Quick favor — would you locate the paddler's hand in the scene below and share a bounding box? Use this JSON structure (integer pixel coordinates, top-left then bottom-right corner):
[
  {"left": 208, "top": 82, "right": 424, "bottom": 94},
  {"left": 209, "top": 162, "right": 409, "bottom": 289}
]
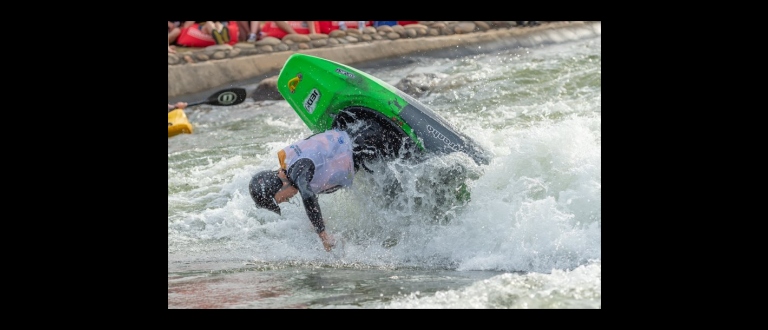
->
[
  {"left": 319, "top": 231, "right": 336, "bottom": 252},
  {"left": 168, "top": 102, "right": 188, "bottom": 111}
]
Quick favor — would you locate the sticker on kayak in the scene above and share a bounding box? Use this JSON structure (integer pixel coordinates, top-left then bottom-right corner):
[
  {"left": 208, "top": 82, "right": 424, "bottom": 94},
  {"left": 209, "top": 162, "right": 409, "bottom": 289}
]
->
[
  {"left": 303, "top": 88, "right": 321, "bottom": 114},
  {"left": 335, "top": 68, "right": 355, "bottom": 79},
  {"left": 217, "top": 91, "right": 239, "bottom": 105},
  {"left": 427, "top": 124, "right": 462, "bottom": 152},
  {"left": 288, "top": 74, "right": 303, "bottom": 94}
]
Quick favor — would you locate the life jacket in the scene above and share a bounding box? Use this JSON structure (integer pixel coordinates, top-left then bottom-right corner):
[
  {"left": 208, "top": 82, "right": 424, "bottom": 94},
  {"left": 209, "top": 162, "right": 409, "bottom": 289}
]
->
[{"left": 278, "top": 130, "right": 355, "bottom": 194}]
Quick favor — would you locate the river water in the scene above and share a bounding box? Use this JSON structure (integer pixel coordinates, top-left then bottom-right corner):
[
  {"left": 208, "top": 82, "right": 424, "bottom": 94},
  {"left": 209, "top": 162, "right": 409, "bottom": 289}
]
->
[{"left": 168, "top": 35, "right": 601, "bottom": 309}]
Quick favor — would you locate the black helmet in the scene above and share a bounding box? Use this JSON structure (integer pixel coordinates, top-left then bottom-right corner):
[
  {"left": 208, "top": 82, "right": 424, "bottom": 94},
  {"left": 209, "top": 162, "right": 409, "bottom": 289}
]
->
[{"left": 249, "top": 170, "right": 283, "bottom": 215}]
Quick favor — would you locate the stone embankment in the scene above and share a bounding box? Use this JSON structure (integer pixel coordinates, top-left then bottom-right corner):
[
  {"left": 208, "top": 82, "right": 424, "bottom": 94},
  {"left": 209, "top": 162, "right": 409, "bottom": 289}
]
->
[{"left": 168, "top": 21, "right": 601, "bottom": 99}]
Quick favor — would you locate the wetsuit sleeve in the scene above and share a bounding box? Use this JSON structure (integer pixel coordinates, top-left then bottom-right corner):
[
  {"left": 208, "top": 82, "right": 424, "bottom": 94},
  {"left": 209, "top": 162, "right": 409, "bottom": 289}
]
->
[{"left": 287, "top": 158, "right": 325, "bottom": 233}]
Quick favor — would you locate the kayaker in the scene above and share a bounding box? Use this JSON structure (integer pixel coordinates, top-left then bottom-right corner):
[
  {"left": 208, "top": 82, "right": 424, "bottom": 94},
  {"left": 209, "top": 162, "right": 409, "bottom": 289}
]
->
[
  {"left": 168, "top": 102, "right": 187, "bottom": 111},
  {"left": 249, "top": 120, "right": 407, "bottom": 252}
]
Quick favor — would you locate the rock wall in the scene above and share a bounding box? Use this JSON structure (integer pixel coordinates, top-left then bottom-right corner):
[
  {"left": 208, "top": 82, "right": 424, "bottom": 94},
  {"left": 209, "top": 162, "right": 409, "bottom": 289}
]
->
[{"left": 168, "top": 21, "right": 601, "bottom": 98}]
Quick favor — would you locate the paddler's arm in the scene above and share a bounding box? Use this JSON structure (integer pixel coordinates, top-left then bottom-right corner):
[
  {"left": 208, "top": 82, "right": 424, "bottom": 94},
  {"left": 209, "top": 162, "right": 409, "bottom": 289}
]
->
[
  {"left": 168, "top": 102, "right": 188, "bottom": 111},
  {"left": 288, "top": 159, "right": 335, "bottom": 251}
]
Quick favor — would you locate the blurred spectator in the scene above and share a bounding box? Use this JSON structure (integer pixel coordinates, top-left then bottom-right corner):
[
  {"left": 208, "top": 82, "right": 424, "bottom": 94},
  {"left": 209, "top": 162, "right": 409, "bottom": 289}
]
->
[
  {"left": 177, "top": 21, "right": 239, "bottom": 47},
  {"left": 371, "top": 21, "right": 418, "bottom": 28},
  {"left": 317, "top": 21, "right": 370, "bottom": 34},
  {"left": 168, "top": 21, "right": 181, "bottom": 53},
  {"left": 275, "top": 21, "right": 316, "bottom": 35},
  {"left": 207, "top": 21, "right": 230, "bottom": 44},
  {"left": 237, "top": 21, "right": 262, "bottom": 42},
  {"left": 261, "top": 21, "right": 317, "bottom": 39},
  {"left": 373, "top": 21, "right": 397, "bottom": 28},
  {"left": 515, "top": 21, "right": 539, "bottom": 27}
]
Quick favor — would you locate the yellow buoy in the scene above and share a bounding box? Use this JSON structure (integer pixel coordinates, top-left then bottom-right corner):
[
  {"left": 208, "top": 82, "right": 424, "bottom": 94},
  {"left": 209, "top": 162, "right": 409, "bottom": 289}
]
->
[{"left": 168, "top": 109, "right": 194, "bottom": 138}]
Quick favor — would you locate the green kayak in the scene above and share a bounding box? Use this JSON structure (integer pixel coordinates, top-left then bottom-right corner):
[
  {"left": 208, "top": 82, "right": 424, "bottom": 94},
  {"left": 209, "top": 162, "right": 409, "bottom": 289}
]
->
[{"left": 276, "top": 53, "right": 491, "bottom": 166}]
